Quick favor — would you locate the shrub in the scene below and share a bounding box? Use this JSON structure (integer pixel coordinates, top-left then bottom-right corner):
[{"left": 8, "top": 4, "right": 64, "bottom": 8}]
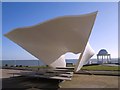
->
[
  {"left": 19, "top": 65, "right": 22, "bottom": 67},
  {"left": 5, "top": 64, "right": 8, "bottom": 67}
]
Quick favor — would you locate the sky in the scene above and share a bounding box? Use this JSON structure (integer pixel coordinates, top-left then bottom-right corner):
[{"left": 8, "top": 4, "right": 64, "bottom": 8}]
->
[
  {"left": 2, "top": 2, "right": 118, "bottom": 60},
  {"left": 0, "top": 2, "right": 1, "bottom": 61},
  {"left": 1, "top": 0, "right": 119, "bottom": 2},
  {"left": 118, "top": 2, "right": 120, "bottom": 57}
]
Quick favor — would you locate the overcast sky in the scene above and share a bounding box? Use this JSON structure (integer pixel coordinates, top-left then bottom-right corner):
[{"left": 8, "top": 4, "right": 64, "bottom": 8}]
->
[{"left": 2, "top": 2, "right": 118, "bottom": 60}]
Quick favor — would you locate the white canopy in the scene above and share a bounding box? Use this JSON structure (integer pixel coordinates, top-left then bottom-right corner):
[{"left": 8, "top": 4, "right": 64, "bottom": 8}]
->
[{"left": 5, "top": 11, "right": 97, "bottom": 72}]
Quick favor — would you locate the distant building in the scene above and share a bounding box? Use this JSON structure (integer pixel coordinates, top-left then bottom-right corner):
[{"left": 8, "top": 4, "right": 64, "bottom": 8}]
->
[{"left": 97, "top": 49, "right": 111, "bottom": 64}]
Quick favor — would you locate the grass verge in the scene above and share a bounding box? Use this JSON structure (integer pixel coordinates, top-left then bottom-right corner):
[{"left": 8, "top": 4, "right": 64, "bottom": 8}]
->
[{"left": 81, "top": 65, "right": 120, "bottom": 71}]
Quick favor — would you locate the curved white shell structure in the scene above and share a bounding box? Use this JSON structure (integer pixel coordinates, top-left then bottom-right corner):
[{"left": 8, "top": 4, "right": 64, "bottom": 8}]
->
[
  {"left": 50, "top": 55, "right": 66, "bottom": 68},
  {"left": 5, "top": 12, "right": 97, "bottom": 72},
  {"left": 74, "top": 43, "right": 95, "bottom": 72}
]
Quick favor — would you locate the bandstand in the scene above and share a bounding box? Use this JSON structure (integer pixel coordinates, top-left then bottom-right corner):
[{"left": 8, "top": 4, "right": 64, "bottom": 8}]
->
[{"left": 97, "top": 49, "right": 111, "bottom": 64}]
